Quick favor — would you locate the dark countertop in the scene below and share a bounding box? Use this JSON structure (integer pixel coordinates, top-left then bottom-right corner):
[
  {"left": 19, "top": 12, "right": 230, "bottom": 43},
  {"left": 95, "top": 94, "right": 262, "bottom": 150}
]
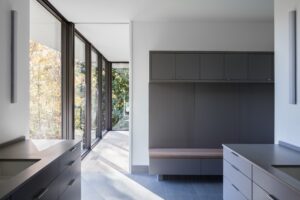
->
[
  {"left": 223, "top": 144, "right": 300, "bottom": 193},
  {"left": 0, "top": 139, "right": 81, "bottom": 200}
]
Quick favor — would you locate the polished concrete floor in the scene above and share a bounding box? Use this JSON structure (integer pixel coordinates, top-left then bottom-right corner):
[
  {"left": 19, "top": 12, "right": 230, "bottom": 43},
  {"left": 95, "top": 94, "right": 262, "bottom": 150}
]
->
[{"left": 81, "top": 131, "right": 223, "bottom": 200}]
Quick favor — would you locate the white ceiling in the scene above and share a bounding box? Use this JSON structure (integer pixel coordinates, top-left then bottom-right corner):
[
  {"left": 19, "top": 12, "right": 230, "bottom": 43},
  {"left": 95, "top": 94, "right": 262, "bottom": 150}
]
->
[
  {"left": 47, "top": 0, "right": 274, "bottom": 61},
  {"left": 76, "top": 24, "right": 129, "bottom": 62}
]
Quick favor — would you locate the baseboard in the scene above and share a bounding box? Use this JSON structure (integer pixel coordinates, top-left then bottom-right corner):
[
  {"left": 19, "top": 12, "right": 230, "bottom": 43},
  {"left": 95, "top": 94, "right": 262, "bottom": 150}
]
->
[{"left": 131, "top": 165, "right": 149, "bottom": 174}]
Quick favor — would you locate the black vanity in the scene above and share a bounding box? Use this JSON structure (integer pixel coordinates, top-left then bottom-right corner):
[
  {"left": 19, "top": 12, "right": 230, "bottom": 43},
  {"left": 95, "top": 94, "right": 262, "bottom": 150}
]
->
[{"left": 0, "top": 139, "right": 81, "bottom": 200}]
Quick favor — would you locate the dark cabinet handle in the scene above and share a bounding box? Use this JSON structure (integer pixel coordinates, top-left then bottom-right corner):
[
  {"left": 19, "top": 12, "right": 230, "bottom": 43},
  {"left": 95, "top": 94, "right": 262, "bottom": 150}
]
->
[
  {"left": 34, "top": 188, "right": 49, "bottom": 200},
  {"left": 267, "top": 194, "right": 277, "bottom": 200},
  {"left": 70, "top": 146, "right": 78, "bottom": 152},
  {"left": 231, "top": 164, "right": 240, "bottom": 172},
  {"left": 231, "top": 184, "right": 239, "bottom": 192},
  {"left": 68, "top": 178, "right": 76, "bottom": 186},
  {"left": 68, "top": 160, "right": 75, "bottom": 166},
  {"left": 231, "top": 152, "right": 239, "bottom": 157}
]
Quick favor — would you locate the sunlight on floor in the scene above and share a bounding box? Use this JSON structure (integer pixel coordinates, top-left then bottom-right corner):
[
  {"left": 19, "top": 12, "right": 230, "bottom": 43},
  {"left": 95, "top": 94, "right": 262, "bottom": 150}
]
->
[{"left": 81, "top": 131, "right": 164, "bottom": 200}]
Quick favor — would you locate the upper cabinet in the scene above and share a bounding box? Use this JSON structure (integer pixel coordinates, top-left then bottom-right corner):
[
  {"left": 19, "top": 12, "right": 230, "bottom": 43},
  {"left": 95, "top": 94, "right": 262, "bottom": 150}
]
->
[
  {"left": 248, "top": 54, "right": 274, "bottom": 81},
  {"left": 200, "top": 54, "right": 225, "bottom": 80},
  {"left": 225, "top": 54, "right": 248, "bottom": 80},
  {"left": 151, "top": 53, "right": 175, "bottom": 80},
  {"left": 150, "top": 51, "right": 274, "bottom": 83},
  {"left": 175, "top": 54, "right": 199, "bottom": 80}
]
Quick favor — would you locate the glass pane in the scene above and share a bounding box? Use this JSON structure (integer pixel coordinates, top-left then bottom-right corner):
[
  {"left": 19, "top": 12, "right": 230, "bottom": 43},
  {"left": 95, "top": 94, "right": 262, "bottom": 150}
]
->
[
  {"left": 101, "top": 59, "right": 107, "bottom": 135},
  {"left": 112, "top": 63, "right": 129, "bottom": 131},
  {"left": 74, "top": 36, "right": 87, "bottom": 149},
  {"left": 29, "top": 0, "right": 62, "bottom": 139},
  {"left": 91, "top": 50, "right": 99, "bottom": 142}
]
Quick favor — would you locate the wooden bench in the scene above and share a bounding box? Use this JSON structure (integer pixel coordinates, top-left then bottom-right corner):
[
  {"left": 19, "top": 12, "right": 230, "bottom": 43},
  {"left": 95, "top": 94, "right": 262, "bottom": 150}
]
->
[{"left": 149, "top": 148, "right": 223, "bottom": 180}]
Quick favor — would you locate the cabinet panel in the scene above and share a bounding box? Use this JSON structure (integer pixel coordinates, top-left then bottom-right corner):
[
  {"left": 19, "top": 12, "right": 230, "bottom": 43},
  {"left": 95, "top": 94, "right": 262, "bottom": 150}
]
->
[
  {"left": 253, "top": 183, "right": 274, "bottom": 200},
  {"left": 175, "top": 54, "right": 199, "bottom": 80},
  {"left": 59, "top": 176, "right": 81, "bottom": 200},
  {"left": 200, "top": 54, "right": 225, "bottom": 80},
  {"left": 225, "top": 54, "right": 248, "bottom": 80},
  {"left": 151, "top": 53, "right": 175, "bottom": 80},
  {"left": 248, "top": 54, "right": 273, "bottom": 81},
  {"left": 193, "top": 84, "right": 239, "bottom": 148},
  {"left": 253, "top": 166, "right": 300, "bottom": 200},
  {"left": 223, "top": 177, "right": 247, "bottom": 200},
  {"left": 223, "top": 160, "right": 252, "bottom": 199},
  {"left": 223, "top": 147, "right": 252, "bottom": 178},
  {"left": 239, "top": 84, "right": 274, "bottom": 144},
  {"left": 149, "top": 84, "right": 194, "bottom": 148},
  {"left": 11, "top": 160, "right": 59, "bottom": 200}
]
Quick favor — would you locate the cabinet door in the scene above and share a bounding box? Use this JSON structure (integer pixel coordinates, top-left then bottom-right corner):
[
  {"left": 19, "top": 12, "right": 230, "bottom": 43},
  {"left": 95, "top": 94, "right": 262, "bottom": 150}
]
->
[
  {"left": 59, "top": 176, "right": 81, "bottom": 200},
  {"left": 225, "top": 54, "right": 248, "bottom": 80},
  {"left": 151, "top": 53, "right": 175, "bottom": 80},
  {"left": 175, "top": 54, "right": 199, "bottom": 80},
  {"left": 200, "top": 54, "right": 225, "bottom": 80},
  {"left": 248, "top": 54, "right": 273, "bottom": 81}
]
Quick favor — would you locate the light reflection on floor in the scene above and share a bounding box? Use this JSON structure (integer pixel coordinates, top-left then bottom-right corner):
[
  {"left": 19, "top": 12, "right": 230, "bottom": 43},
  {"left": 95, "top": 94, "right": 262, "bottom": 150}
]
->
[{"left": 81, "top": 131, "right": 222, "bottom": 200}]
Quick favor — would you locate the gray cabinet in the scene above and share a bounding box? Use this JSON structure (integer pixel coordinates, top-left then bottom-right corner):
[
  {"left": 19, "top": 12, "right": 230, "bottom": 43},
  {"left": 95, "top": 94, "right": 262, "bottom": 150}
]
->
[
  {"left": 225, "top": 54, "right": 248, "bottom": 80},
  {"left": 248, "top": 54, "right": 273, "bottom": 81},
  {"left": 200, "top": 54, "right": 225, "bottom": 80},
  {"left": 175, "top": 54, "right": 199, "bottom": 80},
  {"left": 11, "top": 143, "right": 81, "bottom": 200},
  {"left": 151, "top": 53, "right": 175, "bottom": 80}
]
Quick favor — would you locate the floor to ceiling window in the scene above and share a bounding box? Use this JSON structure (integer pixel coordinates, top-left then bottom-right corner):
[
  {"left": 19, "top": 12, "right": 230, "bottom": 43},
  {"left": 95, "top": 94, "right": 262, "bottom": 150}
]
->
[
  {"left": 112, "top": 63, "right": 129, "bottom": 131},
  {"left": 91, "top": 49, "right": 100, "bottom": 142},
  {"left": 101, "top": 59, "right": 108, "bottom": 135},
  {"left": 29, "top": 0, "right": 62, "bottom": 139},
  {"left": 74, "top": 35, "right": 87, "bottom": 149}
]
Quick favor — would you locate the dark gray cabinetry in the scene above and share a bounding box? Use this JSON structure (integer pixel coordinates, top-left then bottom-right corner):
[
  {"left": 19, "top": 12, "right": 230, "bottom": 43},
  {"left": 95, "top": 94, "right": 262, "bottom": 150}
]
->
[
  {"left": 248, "top": 54, "right": 273, "bottom": 81},
  {"left": 175, "top": 54, "right": 199, "bottom": 80},
  {"left": 225, "top": 54, "right": 248, "bottom": 80},
  {"left": 11, "top": 143, "right": 81, "bottom": 200},
  {"left": 200, "top": 54, "right": 225, "bottom": 80},
  {"left": 151, "top": 53, "right": 175, "bottom": 80},
  {"left": 150, "top": 51, "right": 274, "bottom": 82}
]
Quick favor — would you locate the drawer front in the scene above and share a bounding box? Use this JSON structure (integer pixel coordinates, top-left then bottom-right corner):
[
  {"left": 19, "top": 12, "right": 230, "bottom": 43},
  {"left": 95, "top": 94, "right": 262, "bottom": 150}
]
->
[
  {"left": 253, "top": 166, "right": 300, "bottom": 200},
  {"left": 223, "top": 177, "right": 247, "bottom": 200},
  {"left": 56, "top": 157, "right": 81, "bottom": 195},
  {"left": 59, "top": 143, "right": 81, "bottom": 172},
  {"left": 223, "top": 160, "right": 252, "bottom": 199},
  {"left": 59, "top": 175, "right": 81, "bottom": 200},
  {"left": 223, "top": 147, "right": 252, "bottom": 178},
  {"left": 11, "top": 160, "right": 59, "bottom": 200},
  {"left": 253, "top": 183, "right": 276, "bottom": 200}
]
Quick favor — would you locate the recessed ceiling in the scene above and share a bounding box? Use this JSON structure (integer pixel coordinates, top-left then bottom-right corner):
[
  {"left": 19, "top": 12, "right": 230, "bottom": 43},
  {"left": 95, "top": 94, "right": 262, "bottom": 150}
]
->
[
  {"left": 48, "top": 0, "right": 274, "bottom": 23},
  {"left": 75, "top": 24, "right": 129, "bottom": 62}
]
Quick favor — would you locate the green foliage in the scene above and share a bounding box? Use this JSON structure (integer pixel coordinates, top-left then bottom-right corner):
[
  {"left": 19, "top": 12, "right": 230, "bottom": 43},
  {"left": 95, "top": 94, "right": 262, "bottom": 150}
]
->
[{"left": 112, "top": 67, "right": 129, "bottom": 129}]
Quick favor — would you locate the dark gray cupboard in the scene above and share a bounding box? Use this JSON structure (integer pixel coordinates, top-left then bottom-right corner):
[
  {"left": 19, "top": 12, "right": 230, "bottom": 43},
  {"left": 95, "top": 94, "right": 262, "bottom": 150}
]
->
[{"left": 149, "top": 51, "right": 274, "bottom": 176}]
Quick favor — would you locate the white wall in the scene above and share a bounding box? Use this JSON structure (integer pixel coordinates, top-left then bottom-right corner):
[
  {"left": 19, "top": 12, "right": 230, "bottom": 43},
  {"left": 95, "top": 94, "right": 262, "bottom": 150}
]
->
[
  {"left": 274, "top": 0, "right": 300, "bottom": 146},
  {"left": 0, "top": 0, "right": 29, "bottom": 144},
  {"left": 131, "top": 21, "right": 274, "bottom": 166}
]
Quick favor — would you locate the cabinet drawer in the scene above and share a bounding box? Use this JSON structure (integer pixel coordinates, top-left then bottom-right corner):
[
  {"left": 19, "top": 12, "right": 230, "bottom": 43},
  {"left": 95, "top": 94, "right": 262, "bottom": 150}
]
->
[
  {"left": 223, "top": 147, "right": 252, "bottom": 178},
  {"left": 59, "top": 143, "right": 81, "bottom": 172},
  {"left": 11, "top": 160, "right": 59, "bottom": 200},
  {"left": 56, "top": 157, "right": 81, "bottom": 195},
  {"left": 253, "top": 182, "right": 276, "bottom": 200},
  {"left": 59, "top": 175, "right": 81, "bottom": 200},
  {"left": 223, "top": 177, "right": 247, "bottom": 200},
  {"left": 253, "top": 166, "right": 300, "bottom": 200},
  {"left": 223, "top": 160, "right": 251, "bottom": 199}
]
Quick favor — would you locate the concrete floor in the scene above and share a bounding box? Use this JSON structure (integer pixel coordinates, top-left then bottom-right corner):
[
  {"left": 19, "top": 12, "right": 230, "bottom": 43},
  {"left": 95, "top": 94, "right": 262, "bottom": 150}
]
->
[{"left": 81, "top": 131, "right": 223, "bottom": 200}]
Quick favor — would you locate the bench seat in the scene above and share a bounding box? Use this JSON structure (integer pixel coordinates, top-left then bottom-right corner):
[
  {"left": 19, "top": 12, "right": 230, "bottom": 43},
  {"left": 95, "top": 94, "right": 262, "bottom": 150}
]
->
[
  {"left": 149, "top": 148, "right": 223, "bottom": 178},
  {"left": 149, "top": 148, "right": 223, "bottom": 159}
]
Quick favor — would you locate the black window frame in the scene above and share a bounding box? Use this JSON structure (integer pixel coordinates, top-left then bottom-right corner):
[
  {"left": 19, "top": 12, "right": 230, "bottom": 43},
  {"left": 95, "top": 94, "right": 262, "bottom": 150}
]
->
[{"left": 33, "top": 0, "right": 113, "bottom": 157}]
